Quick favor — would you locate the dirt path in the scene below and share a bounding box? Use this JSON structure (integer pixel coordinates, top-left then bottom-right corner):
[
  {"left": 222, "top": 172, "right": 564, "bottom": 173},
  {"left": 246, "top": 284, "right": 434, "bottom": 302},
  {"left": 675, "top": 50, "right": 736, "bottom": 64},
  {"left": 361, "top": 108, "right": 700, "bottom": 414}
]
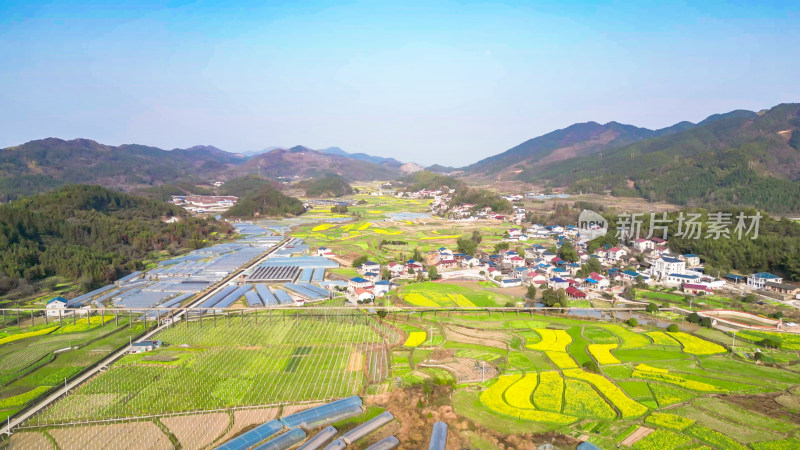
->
[{"left": 620, "top": 426, "right": 654, "bottom": 446}]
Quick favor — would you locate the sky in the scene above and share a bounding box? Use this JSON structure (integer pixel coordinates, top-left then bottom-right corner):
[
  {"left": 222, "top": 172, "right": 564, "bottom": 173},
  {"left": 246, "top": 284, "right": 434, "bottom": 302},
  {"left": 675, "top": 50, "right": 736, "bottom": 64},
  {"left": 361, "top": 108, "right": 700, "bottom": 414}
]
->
[{"left": 1, "top": 1, "right": 799, "bottom": 166}]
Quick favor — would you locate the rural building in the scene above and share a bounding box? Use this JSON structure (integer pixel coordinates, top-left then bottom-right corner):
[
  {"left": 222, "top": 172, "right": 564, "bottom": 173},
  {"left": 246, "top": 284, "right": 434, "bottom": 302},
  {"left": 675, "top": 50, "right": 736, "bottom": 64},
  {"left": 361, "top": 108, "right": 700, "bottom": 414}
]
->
[
  {"left": 46, "top": 297, "right": 70, "bottom": 317},
  {"left": 358, "top": 261, "right": 381, "bottom": 275},
  {"left": 764, "top": 281, "right": 800, "bottom": 299},
  {"left": 748, "top": 272, "right": 783, "bottom": 289},
  {"left": 681, "top": 254, "right": 701, "bottom": 267},
  {"left": 652, "top": 256, "right": 686, "bottom": 279},
  {"left": 130, "top": 340, "right": 162, "bottom": 354},
  {"left": 565, "top": 286, "right": 587, "bottom": 298},
  {"left": 348, "top": 277, "right": 373, "bottom": 291}
]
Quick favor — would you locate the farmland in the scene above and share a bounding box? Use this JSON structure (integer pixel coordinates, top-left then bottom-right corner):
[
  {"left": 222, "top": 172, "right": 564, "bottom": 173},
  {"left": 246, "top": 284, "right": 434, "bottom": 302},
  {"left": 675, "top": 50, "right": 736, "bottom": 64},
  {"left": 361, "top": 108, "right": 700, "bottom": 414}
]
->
[
  {"left": 0, "top": 315, "right": 149, "bottom": 422},
  {"left": 35, "top": 312, "right": 392, "bottom": 423},
  {"left": 389, "top": 309, "right": 800, "bottom": 448},
  {"left": 291, "top": 194, "right": 513, "bottom": 264}
]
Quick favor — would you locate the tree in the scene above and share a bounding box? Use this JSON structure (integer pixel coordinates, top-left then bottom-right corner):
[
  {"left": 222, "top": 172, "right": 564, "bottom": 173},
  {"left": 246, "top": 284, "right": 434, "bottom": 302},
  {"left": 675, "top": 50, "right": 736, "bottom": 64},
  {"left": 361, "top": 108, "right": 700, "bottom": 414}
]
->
[
  {"left": 428, "top": 266, "right": 440, "bottom": 280},
  {"left": 408, "top": 267, "right": 415, "bottom": 275},
  {"left": 526, "top": 285, "right": 537, "bottom": 300},
  {"left": 699, "top": 317, "right": 713, "bottom": 328},
  {"left": 412, "top": 248, "right": 423, "bottom": 262},
  {"left": 471, "top": 230, "right": 482, "bottom": 244},
  {"left": 557, "top": 241, "right": 579, "bottom": 262},
  {"left": 627, "top": 318, "right": 639, "bottom": 327},
  {"left": 646, "top": 303, "right": 659, "bottom": 314},
  {"left": 456, "top": 238, "right": 478, "bottom": 256},
  {"left": 578, "top": 258, "right": 603, "bottom": 277},
  {"left": 376, "top": 310, "right": 388, "bottom": 321},
  {"left": 382, "top": 269, "right": 391, "bottom": 280},
  {"left": 758, "top": 336, "right": 781, "bottom": 348},
  {"left": 352, "top": 255, "right": 368, "bottom": 268},
  {"left": 687, "top": 312, "right": 701, "bottom": 324},
  {"left": 493, "top": 242, "right": 509, "bottom": 253},
  {"left": 667, "top": 324, "right": 679, "bottom": 332}
]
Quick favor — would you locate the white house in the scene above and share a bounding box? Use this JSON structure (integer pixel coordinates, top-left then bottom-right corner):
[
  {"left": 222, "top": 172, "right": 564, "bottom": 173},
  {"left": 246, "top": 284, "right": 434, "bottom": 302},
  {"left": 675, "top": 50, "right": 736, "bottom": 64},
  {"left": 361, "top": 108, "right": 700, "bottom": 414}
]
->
[
  {"left": 681, "top": 254, "right": 701, "bottom": 267},
  {"left": 46, "top": 297, "right": 69, "bottom": 318},
  {"left": 358, "top": 261, "right": 380, "bottom": 275},
  {"left": 348, "top": 277, "right": 373, "bottom": 292},
  {"left": 652, "top": 256, "right": 686, "bottom": 279},
  {"left": 606, "top": 247, "right": 627, "bottom": 261},
  {"left": 353, "top": 288, "right": 375, "bottom": 303},
  {"left": 748, "top": 272, "right": 783, "bottom": 289},
  {"left": 373, "top": 280, "right": 393, "bottom": 296},
  {"left": 317, "top": 247, "right": 335, "bottom": 258},
  {"left": 387, "top": 262, "right": 406, "bottom": 277},
  {"left": 665, "top": 273, "right": 701, "bottom": 286}
]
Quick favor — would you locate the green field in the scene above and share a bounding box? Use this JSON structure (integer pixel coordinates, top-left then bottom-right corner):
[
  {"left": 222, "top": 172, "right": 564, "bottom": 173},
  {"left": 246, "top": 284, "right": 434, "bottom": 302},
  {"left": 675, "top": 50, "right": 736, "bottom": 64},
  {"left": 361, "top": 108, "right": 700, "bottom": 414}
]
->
[
  {"left": 385, "top": 309, "right": 800, "bottom": 449},
  {"left": 37, "top": 313, "right": 388, "bottom": 423},
  {"left": 0, "top": 315, "right": 149, "bottom": 421}
]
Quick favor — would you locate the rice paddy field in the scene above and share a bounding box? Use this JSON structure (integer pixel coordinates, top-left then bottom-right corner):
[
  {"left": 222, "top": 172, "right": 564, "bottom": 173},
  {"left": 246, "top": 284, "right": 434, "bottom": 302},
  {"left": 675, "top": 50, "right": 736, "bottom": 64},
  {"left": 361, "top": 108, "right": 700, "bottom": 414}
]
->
[{"left": 390, "top": 310, "right": 800, "bottom": 449}]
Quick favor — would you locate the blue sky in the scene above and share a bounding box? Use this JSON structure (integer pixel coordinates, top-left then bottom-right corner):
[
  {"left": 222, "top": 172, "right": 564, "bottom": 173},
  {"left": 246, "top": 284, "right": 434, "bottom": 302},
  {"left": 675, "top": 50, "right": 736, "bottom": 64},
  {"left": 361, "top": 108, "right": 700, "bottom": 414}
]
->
[{"left": 1, "top": 1, "right": 798, "bottom": 166}]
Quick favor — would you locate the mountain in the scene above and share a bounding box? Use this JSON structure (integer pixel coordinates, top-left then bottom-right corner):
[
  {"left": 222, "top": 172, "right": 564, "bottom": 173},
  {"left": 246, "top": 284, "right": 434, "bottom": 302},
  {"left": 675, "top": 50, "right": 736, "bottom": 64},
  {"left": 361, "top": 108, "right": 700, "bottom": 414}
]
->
[
  {"left": 319, "top": 146, "right": 404, "bottom": 167},
  {"left": 0, "top": 138, "right": 245, "bottom": 201},
  {"left": 170, "top": 145, "right": 246, "bottom": 165},
  {"left": 465, "top": 110, "right": 764, "bottom": 177},
  {"left": 464, "top": 121, "right": 657, "bottom": 175},
  {"left": 230, "top": 147, "right": 403, "bottom": 181},
  {"left": 529, "top": 103, "right": 800, "bottom": 213}
]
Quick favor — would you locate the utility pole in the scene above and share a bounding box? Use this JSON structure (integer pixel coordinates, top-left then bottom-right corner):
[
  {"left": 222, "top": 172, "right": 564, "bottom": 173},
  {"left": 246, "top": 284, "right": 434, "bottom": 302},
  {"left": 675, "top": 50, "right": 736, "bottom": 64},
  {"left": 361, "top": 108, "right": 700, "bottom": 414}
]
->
[{"left": 731, "top": 331, "right": 737, "bottom": 350}]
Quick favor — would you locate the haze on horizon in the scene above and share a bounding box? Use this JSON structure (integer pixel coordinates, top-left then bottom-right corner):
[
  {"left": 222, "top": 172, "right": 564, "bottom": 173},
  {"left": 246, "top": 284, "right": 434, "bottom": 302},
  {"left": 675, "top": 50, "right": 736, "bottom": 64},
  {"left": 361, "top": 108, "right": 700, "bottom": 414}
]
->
[{"left": 1, "top": 0, "right": 798, "bottom": 166}]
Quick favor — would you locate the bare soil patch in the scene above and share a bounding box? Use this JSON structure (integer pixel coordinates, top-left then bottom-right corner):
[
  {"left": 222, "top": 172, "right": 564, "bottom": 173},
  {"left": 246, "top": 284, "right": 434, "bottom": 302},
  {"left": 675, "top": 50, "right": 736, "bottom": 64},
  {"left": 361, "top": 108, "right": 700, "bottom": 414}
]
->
[
  {"left": 346, "top": 351, "right": 363, "bottom": 372},
  {"left": 8, "top": 431, "right": 54, "bottom": 449},
  {"left": 49, "top": 421, "right": 171, "bottom": 449},
  {"left": 723, "top": 392, "right": 800, "bottom": 422},
  {"left": 162, "top": 412, "right": 229, "bottom": 449},
  {"left": 620, "top": 426, "right": 654, "bottom": 446},
  {"left": 365, "top": 386, "right": 578, "bottom": 449}
]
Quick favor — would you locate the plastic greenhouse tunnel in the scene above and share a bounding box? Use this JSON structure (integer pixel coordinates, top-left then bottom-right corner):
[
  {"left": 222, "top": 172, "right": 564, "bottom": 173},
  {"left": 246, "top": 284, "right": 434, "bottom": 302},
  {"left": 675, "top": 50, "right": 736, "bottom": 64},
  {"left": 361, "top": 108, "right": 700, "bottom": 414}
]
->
[
  {"left": 281, "top": 395, "right": 363, "bottom": 429},
  {"left": 253, "top": 428, "right": 307, "bottom": 450},
  {"left": 297, "top": 426, "right": 338, "bottom": 450},
  {"left": 214, "top": 419, "right": 284, "bottom": 450}
]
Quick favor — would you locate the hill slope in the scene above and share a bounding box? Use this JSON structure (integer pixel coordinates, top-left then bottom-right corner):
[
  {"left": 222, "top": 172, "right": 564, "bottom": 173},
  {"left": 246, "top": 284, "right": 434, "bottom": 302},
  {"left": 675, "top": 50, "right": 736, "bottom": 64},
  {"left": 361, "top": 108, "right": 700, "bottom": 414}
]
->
[
  {"left": 530, "top": 103, "right": 800, "bottom": 212},
  {"left": 0, "top": 185, "right": 232, "bottom": 296},
  {"left": 231, "top": 146, "right": 402, "bottom": 181},
  {"left": 222, "top": 176, "right": 306, "bottom": 217},
  {"left": 0, "top": 138, "right": 245, "bottom": 201},
  {"left": 464, "top": 110, "right": 761, "bottom": 177}
]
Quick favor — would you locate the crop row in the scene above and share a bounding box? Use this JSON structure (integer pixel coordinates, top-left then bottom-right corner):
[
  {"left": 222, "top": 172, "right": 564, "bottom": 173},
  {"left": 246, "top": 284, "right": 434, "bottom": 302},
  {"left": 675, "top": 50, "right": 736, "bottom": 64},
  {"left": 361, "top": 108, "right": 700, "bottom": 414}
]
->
[
  {"left": 479, "top": 374, "right": 576, "bottom": 424},
  {"left": 563, "top": 369, "right": 648, "bottom": 418}
]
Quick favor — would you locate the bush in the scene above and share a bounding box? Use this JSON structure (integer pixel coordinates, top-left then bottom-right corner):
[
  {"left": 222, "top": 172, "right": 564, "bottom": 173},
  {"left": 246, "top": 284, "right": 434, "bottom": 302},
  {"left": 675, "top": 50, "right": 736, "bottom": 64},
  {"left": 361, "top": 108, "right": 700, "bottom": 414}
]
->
[
  {"left": 627, "top": 318, "right": 638, "bottom": 327},
  {"left": 758, "top": 337, "right": 781, "bottom": 349},
  {"left": 667, "top": 324, "right": 679, "bottom": 332},
  {"left": 699, "top": 317, "right": 713, "bottom": 328},
  {"left": 687, "top": 312, "right": 701, "bottom": 324},
  {"left": 646, "top": 303, "right": 659, "bottom": 313},
  {"left": 582, "top": 360, "right": 600, "bottom": 373}
]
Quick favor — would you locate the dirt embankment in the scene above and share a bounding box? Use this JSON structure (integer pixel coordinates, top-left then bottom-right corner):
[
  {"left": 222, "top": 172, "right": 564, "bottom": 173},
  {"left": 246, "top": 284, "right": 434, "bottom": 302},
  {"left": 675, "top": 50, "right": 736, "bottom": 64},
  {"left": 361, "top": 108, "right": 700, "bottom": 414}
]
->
[{"left": 365, "top": 386, "right": 578, "bottom": 449}]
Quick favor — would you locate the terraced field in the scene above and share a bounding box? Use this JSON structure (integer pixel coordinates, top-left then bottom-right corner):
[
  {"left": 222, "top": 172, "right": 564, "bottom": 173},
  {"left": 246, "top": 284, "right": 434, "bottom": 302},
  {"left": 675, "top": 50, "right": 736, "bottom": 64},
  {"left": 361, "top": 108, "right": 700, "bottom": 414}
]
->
[{"left": 394, "top": 310, "right": 800, "bottom": 448}]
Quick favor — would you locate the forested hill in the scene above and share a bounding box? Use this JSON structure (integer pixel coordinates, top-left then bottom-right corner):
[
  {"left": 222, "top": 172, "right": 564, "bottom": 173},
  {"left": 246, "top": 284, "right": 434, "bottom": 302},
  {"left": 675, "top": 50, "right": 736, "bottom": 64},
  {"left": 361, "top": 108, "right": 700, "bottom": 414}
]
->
[
  {"left": 297, "top": 174, "right": 354, "bottom": 197},
  {"left": 0, "top": 138, "right": 246, "bottom": 201},
  {"left": 222, "top": 177, "right": 306, "bottom": 217},
  {"left": 0, "top": 185, "right": 233, "bottom": 297},
  {"left": 529, "top": 103, "right": 800, "bottom": 213}
]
